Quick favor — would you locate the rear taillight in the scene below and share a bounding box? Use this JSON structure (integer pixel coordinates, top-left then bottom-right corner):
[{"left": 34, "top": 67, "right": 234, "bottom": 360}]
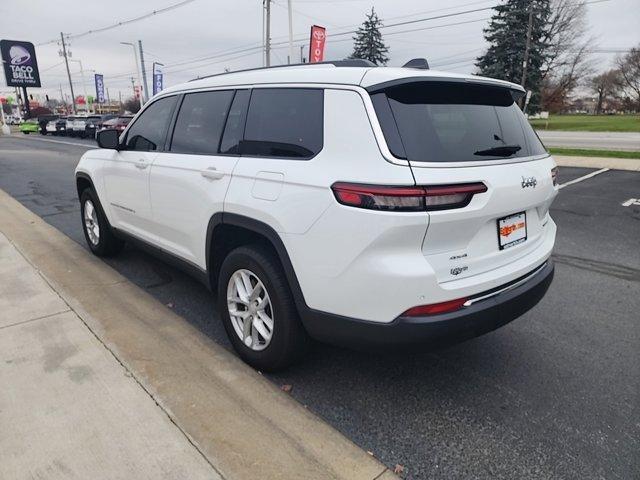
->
[
  {"left": 401, "top": 297, "right": 468, "bottom": 316},
  {"left": 331, "top": 182, "right": 487, "bottom": 212},
  {"left": 551, "top": 167, "right": 559, "bottom": 186}
]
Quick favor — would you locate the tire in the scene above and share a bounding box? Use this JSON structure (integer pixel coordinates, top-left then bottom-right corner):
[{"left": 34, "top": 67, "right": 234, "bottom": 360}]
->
[
  {"left": 218, "top": 245, "right": 308, "bottom": 371},
  {"left": 79, "top": 188, "right": 124, "bottom": 257}
]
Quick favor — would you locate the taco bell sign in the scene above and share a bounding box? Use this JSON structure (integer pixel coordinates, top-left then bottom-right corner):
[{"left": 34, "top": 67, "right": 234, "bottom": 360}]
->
[{"left": 1, "top": 40, "right": 41, "bottom": 88}]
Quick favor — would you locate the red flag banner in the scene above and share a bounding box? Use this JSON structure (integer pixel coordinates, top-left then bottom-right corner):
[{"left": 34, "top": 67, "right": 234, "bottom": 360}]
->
[{"left": 308, "top": 25, "right": 326, "bottom": 63}]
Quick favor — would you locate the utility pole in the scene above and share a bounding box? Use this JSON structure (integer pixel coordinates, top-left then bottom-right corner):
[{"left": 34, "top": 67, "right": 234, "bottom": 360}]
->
[
  {"left": 287, "top": 0, "right": 294, "bottom": 64},
  {"left": 138, "top": 40, "right": 149, "bottom": 102},
  {"left": 60, "top": 32, "right": 77, "bottom": 114},
  {"left": 265, "top": 0, "right": 271, "bottom": 67},
  {"left": 520, "top": 6, "right": 534, "bottom": 89}
]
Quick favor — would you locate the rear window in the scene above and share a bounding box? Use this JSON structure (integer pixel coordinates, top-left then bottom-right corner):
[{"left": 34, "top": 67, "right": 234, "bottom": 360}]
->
[{"left": 372, "top": 82, "right": 546, "bottom": 162}]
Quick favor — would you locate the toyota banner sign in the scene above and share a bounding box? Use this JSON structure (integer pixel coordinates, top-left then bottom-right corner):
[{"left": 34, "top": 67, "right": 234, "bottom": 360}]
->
[
  {"left": 1, "top": 39, "right": 41, "bottom": 88},
  {"left": 308, "top": 25, "right": 326, "bottom": 63},
  {"left": 94, "top": 74, "right": 105, "bottom": 104}
]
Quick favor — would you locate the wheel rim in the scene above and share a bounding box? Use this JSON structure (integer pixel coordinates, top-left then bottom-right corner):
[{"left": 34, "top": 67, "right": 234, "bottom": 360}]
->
[
  {"left": 83, "top": 199, "right": 100, "bottom": 246},
  {"left": 227, "top": 269, "right": 274, "bottom": 351}
]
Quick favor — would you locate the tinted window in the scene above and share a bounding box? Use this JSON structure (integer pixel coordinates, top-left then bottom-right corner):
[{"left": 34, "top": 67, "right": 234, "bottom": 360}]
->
[
  {"left": 242, "top": 88, "right": 323, "bottom": 159},
  {"left": 125, "top": 96, "right": 177, "bottom": 151},
  {"left": 374, "top": 82, "right": 547, "bottom": 162},
  {"left": 170, "top": 90, "right": 234, "bottom": 155},
  {"left": 220, "top": 90, "right": 250, "bottom": 155}
]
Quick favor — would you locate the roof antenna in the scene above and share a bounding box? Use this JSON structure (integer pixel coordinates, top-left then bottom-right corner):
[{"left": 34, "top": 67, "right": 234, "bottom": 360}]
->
[{"left": 402, "top": 58, "right": 429, "bottom": 69}]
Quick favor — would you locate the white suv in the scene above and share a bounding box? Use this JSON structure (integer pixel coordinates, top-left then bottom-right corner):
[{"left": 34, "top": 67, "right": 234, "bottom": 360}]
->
[{"left": 75, "top": 60, "right": 557, "bottom": 371}]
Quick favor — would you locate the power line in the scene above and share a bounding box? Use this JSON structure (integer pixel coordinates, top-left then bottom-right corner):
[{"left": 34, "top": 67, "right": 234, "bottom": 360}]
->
[
  {"left": 37, "top": 0, "right": 197, "bottom": 46},
  {"left": 52, "top": 0, "right": 615, "bottom": 86}
]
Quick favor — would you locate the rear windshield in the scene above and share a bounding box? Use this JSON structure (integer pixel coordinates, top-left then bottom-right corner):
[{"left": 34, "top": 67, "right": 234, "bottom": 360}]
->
[{"left": 371, "top": 82, "right": 546, "bottom": 162}]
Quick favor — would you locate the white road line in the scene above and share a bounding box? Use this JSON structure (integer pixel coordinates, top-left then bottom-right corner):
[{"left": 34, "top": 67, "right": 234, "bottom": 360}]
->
[
  {"left": 13, "top": 136, "right": 94, "bottom": 148},
  {"left": 559, "top": 168, "right": 610, "bottom": 189}
]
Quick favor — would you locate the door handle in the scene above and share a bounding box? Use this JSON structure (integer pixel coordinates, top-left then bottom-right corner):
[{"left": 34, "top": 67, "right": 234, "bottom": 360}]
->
[
  {"left": 134, "top": 159, "right": 148, "bottom": 170},
  {"left": 201, "top": 166, "right": 225, "bottom": 180}
]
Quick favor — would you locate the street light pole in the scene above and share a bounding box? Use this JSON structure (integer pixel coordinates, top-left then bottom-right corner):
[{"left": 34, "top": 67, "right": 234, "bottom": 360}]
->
[
  {"left": 70, "top": 59, "right": 88, "bottom": 113},
  {"left": 121, "top": 42, "right": 144, "bottom": 109}
]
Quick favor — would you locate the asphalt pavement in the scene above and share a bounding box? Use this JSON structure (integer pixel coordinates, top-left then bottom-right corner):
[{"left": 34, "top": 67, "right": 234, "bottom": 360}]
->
[
  {"left": 536, "top": 130, "right": 640, "bottom": 151},
  {"left": 1, "top": 134, "right": 638, "bottom": 480}
]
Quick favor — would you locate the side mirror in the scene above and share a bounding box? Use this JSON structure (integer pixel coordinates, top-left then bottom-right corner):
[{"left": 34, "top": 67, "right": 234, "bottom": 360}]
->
[{"left": 97, "top": 129, "right": 120, "bottom": 149}]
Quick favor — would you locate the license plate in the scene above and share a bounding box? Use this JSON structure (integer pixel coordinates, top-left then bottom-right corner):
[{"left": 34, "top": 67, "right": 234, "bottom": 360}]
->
[{"left": 497, "top": 212, "right": 527, "bottom": 250}]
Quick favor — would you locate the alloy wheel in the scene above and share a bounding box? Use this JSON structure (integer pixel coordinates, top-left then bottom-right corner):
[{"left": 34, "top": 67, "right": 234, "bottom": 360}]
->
[{"left": 83, "top": 199, "right": 100, "bottom": 246}]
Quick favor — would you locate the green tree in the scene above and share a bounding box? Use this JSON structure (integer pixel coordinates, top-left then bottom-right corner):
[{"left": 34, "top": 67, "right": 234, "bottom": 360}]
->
[
  {"left": 476, "top": 0, "right": 551, "bottom": 112},
  {"left": 350, "top": 8, "right": 389, "bottom": 65}
]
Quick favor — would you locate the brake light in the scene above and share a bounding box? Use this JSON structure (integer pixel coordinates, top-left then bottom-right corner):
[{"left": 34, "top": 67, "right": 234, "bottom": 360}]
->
[
  {"left": 331, "top": 182, "right": 487, "bottom": 212},
  {"left": 401, "top": 297, "right": 468, "bottom": 316},
  {"left": 551, "top": 167, "right": 559, "bottom": 186}
]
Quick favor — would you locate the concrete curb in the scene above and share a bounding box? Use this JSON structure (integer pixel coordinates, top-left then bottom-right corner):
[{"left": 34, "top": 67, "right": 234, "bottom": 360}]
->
[
  {"left": 553, "top": 155, "right": 640, "bottom": 172},
  {"left": 0, "top": 188, "right": 396, "bottom": 480}
]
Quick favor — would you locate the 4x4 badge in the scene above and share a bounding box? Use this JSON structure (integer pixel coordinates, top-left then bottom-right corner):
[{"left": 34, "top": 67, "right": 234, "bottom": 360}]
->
[{"left": 521, "top": 176, "right": 537, "bottom": 189}]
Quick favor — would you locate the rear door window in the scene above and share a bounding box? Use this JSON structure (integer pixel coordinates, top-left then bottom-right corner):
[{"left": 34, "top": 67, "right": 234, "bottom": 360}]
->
[
  {"left": 170, "top": 90, "right": 234, "bottom": 155},
  {"left": 372, "top": 82, "right": 547, "bottom": 162},
  {"left": 241, "top": 88, "right": 323, "bottom": 159}
]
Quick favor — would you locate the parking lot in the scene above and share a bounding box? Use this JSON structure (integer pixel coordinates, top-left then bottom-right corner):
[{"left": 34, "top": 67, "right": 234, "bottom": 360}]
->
[{"left": 0, "top": 135, "right": 638, "bottom": 480}]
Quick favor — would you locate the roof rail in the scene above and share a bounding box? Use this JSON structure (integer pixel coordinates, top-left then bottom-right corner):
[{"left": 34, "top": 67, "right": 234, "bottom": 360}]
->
[{"left": 189, "top": 58, "right": 375, "bottom": 82}]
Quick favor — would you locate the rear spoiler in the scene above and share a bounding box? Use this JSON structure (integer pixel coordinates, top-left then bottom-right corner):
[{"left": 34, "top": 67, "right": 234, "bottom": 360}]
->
[{"left": 366, "top": 76, "right": 526, "bottom": 100}]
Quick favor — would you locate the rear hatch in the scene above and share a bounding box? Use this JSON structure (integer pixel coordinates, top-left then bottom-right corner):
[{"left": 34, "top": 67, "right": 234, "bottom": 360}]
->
[{"left": 370, "top": 79, "right": 556, "bottom": 283}]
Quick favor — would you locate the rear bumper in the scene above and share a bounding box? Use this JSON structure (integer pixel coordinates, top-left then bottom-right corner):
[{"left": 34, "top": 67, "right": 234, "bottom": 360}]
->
[{"left": 301, "top": 259, "right": 554, "bottom": 349}]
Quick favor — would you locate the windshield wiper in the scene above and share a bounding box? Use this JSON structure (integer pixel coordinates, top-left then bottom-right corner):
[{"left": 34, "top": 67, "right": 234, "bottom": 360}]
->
[{"left": 474, "top": 145, "right": 522, "bottom": 156}]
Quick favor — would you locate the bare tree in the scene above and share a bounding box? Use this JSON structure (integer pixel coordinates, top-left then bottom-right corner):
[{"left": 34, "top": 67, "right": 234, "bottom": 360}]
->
[
  {"left": 540, "top": 0, "right": 595, "bottom": 112},
  {"left": 588, "top": 70, "right": 623, "bottom": 114},
  {"left": 122, "top": 97, "right": 141, "bottom": 114},
  {"left": 616, "top": 46, "right": 640, "bottom": 109}
]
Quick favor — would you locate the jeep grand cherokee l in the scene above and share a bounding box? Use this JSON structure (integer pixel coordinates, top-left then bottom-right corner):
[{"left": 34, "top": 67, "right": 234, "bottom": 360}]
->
[{"left": 74, "top": 60, "right": 557, "bottom": 371}]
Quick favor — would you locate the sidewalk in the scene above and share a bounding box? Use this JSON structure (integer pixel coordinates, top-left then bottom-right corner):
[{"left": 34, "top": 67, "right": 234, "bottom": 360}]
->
[
  {"left": 0, "top": 232, "right": 220, "bottom": 480},
  {"left": 553, "top": 155, "right": 640, "bottom": 171},
  {"left": 0, "top": 188, "right": 395, "bottom": 480}
]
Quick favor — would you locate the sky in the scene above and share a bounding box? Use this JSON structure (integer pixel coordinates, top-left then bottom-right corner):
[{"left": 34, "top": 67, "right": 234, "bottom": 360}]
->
[{"left": 1, "top": 0, "right": 638, "bottom": 103}]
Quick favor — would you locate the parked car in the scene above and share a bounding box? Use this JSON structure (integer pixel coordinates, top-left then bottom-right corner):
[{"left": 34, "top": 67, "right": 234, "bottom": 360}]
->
[
  {"left": 64, "top": 116, "right": 77, "bottom": 135},
  {"left": 84, "top": 114, "right": 116, "bottom": 139},
  {"left": 71, "top": 116, "right": 89, "bottom": 137},
  {"left": 45, "top": 117, "right": 67, "bottom": 135},
  {"left": 75, "top": 60, "right": 558, "bottom": 371},
  {"left": 38, "top": 114, "right": 60, "bottom": 134},
  {"left": 6, "top": 115, "right": 23, "bottom": 125},
  {"left": 95, "top": 115, "right": 133, "bottom": 139},
  {"left": 19, "top": 119, "right": 40, "bottom": 134}
]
